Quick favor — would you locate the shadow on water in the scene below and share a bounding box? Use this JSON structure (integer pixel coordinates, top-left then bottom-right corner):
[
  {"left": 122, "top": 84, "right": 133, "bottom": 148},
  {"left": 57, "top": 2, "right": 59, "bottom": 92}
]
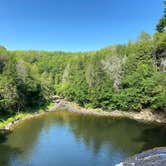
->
[
  {"left": 134, "top": 124, "right": 166, "bottom": 152},
  {"left": 0, "top": 145, "right": 22, "bottom": 166},
  {"left": 0, "top": 130, "right": 11, "bottom": 144},
  {"left": 0, "top": 131, "right": 22, "bottom": 166}
]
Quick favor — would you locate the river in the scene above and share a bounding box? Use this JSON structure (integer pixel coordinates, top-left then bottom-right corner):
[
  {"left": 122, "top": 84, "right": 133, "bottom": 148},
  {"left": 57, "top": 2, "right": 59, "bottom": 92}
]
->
[{"left": 0, "top": 109, "right": 166, "bottom": 166}]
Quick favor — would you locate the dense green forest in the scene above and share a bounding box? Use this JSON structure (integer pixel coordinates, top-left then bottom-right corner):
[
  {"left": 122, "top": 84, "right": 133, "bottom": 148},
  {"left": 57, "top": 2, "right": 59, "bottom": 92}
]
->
[{"left": 0, "top": 4, "right": 166, "bottom": 118}]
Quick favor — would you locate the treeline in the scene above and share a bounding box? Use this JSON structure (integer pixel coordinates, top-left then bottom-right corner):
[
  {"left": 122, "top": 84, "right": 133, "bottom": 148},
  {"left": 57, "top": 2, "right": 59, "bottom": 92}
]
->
[
  {"left": 0, "top": 4, "right": 166, "bottom": 117},
  {"left": 0, "top": 47, "right": 52, "bottom": 116},
  {"left": 0, "top": 31, "right": 165, "bottom": 116}
]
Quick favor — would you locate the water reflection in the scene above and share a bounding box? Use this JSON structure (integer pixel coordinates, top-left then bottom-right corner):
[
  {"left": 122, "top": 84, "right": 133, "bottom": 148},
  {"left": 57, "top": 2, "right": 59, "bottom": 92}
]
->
[
  {"left": 0, "top": 110, "right": 166, "bottom": 166},
  {"left": 0, "top": 131, "right": 22, "bottom": 166},
  {"left": 135, "top": 125, "right": 166, "bottom": 151}
]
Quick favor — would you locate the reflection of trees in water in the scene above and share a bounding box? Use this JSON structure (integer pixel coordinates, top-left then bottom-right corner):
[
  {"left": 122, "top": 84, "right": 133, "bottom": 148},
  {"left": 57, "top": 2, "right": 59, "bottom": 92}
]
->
[
  {"left": 0, "top": 118, "right": 46, "bottom": 165},
  {"left": 134, "top": 124, "right": 166, "bottom": 152},
  {"left": 0, "top": 110, "right": 166, "bottom": 165},
  {"left": 67, "top": 115, "right": 145, "bottom": 156},
  {"left": 52, "top": 110, "right": 166, "bottom": 157},
  {"left": 0, "top": 131, "right": 21, "bottom": 166},
  {"left": 50, "top": 111, "right": 143, "bottom": 156},
  {"left": 7, "top": 118, "right": 45, "bottom": 150},
  {"left": 0, "top": 130, "right": 11, "bottom": 144},
  {"left": 0, "top": 111, "right": 72, "bottom": 165},
  {"left": 0, "top": 144, "right": 22, "bottom": 166}
]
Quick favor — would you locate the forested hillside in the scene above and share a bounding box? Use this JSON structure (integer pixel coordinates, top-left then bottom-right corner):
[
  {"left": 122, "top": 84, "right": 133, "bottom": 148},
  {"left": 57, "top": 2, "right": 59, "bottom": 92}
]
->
[
  {"left": 0, "top": 31, "right": 165, "bottom": 117},
  {"left": 0, "top": 5, "right": 166, "bottom": 118}
]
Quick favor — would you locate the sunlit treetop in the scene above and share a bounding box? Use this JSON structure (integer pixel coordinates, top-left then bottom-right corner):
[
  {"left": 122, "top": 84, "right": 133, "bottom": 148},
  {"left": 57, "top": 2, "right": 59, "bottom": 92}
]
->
[{"left": 156, "top": 1, "right": 166, "bottom": 32}]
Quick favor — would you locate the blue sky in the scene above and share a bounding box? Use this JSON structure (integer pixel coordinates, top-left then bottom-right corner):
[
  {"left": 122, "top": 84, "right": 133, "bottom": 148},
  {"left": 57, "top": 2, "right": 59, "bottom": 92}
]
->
[{"left": 0, "top": 0, "right": 164, "bottom": 51}]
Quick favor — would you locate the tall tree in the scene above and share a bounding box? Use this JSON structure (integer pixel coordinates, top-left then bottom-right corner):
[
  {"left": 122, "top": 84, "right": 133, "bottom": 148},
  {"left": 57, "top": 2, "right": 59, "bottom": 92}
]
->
[{"left": 156, "top": 1, "right": 166, "bottom": 32}]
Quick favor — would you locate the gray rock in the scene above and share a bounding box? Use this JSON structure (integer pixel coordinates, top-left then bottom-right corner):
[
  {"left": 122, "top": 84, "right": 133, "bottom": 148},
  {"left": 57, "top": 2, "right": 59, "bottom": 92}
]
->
[{"left": 116, "top": 147, "right": 166, "bottom": 166}]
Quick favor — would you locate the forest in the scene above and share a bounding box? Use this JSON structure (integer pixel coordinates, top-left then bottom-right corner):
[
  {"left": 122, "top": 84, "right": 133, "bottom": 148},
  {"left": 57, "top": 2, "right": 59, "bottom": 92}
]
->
[{"left": 0, "top": 4, "right": 166, "bottom": 118}]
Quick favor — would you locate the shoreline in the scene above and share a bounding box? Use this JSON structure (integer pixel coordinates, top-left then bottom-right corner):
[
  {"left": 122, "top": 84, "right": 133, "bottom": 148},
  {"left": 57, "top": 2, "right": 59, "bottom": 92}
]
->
[
  {"left": 54, "top": 99, "right": 166, "bottom": 124},
  {"left": 116, "top": 147, "right": 166, "bottom": 166},
  {"left": 0, "top": 99, "right": 166, "bottom": 131}
]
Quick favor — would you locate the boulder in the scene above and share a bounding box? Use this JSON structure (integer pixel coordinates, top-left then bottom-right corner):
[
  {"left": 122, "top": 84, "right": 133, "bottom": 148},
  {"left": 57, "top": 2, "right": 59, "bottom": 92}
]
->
[{"left": 116, "top": 147, "right": 166, "bottom": 166}]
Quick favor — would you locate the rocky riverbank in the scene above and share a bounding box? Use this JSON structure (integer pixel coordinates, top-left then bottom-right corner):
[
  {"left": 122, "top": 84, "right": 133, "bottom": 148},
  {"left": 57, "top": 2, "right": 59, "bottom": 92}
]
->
[
  {"left": 116, "top": 147, "right": 166, "bottom": 166},
  {"left": 0, "top": 98, "right": 166, "bottom": 131},
  {"left": 53, "top": 99, "right": 166, "bottom": 124}
]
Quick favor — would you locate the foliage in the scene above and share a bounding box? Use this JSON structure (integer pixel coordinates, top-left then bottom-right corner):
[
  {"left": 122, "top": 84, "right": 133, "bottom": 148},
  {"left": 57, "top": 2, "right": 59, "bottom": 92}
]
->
[
  {"left": 156, "top": 1, "right": 166, "bottom": 32},
  {"left": 1, "top": 2, "right": 166, "bottom": 117},
  {"left": 0, "top": 49, "right": 51, "bottom": 116}
]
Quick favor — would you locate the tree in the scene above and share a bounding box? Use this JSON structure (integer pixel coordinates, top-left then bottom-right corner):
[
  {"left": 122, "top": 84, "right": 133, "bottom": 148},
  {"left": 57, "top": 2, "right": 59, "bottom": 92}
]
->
[{"left": 156, "top": 1, "right": 166, "bottom": 32}]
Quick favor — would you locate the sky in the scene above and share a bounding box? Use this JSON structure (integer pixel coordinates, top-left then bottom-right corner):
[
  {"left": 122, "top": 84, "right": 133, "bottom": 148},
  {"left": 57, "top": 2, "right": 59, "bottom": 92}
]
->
[{"left": 0, "top": 0, "right": 164, "bottom": 51}]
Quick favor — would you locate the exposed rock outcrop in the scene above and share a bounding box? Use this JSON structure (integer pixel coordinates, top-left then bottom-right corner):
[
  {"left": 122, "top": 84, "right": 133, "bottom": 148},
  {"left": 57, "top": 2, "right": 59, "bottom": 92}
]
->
[
  {"left": 116, "top": 147, "right": 166, "bottom": 166},
  {"left": 154, "top": 47, "right": 166, "bottom": 72}
]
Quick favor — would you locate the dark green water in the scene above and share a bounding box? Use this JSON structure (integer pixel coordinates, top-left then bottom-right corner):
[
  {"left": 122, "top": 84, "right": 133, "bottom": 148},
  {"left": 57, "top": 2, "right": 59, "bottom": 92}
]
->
[{"left": 0, "top": 110, "right": 166, "bottom": 166}]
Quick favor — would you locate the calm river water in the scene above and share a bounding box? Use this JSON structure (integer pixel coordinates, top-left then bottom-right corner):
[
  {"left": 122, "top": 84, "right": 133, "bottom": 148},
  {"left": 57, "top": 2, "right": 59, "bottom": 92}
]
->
[{"left": 0, "top": 110, "right": 166, "bottom": 166}]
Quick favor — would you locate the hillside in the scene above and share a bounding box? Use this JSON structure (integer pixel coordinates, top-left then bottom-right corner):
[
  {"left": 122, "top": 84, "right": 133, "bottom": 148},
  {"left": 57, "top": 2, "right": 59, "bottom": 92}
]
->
[{"left": 0, "top": 31, "right": 166, "bottom": 118}]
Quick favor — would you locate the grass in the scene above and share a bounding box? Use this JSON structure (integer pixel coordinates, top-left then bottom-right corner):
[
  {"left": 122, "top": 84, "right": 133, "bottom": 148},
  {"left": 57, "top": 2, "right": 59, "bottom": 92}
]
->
[
  {"left": 0, "top": 113, "right": 30, "bottom": 128},
  {"left": 96, "top": 108, "right": 102, "bottom": 112},
  {"left": 0, "top": 102, "right": 54, "bottom": 128}
]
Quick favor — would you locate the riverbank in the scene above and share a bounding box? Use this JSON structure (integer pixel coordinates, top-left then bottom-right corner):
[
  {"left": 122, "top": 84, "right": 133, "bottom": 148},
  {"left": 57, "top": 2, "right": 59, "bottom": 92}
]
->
[
  {"left": 116, "top": 147, "right": 166, "bottom": 166},
  {"left": 53, "top": 99, "right": 166, "bottom": 124},
  {"left": 0, "top": 103, "right": 55, "bottom": 130},
  {"left": 0, "top": 98, "right": 166, "bottom": 130}
]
